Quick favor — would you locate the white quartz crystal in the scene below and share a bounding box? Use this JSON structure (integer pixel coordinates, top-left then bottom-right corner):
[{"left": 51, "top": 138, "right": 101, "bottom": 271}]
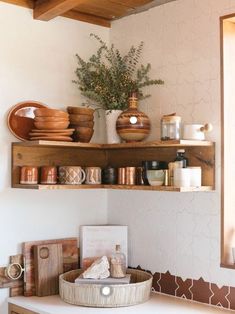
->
[{"left": 82, "top": 256, "right": 110, "bottom": 279}]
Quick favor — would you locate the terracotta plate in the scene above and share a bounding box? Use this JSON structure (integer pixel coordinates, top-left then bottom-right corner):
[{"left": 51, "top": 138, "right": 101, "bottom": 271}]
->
[{"left": 7, "top": 101, "right": 48, "bottom": 141}]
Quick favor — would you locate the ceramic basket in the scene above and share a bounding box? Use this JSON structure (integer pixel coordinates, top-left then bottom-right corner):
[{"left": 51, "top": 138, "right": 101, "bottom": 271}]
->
[{"left": 59, "top": 268, "right": 152, "bottom": 308}]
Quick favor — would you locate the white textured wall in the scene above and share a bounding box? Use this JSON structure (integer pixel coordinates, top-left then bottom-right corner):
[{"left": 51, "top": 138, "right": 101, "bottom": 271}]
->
[
  {"left": 108, "top": 0, "right": 235, "bottom": 288},
  {"left": 0, "top": 3, "right": 108, "bottom": 313},
  {"left": 2, "top": 1, "right": 235, "bottom": 313}
]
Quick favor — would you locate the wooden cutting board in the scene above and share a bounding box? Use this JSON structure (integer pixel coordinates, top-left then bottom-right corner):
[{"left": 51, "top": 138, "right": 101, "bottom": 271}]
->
[
  {"left": 34, "top": 243, "right": 63, "bottom": 296},
  {"left": 22, "top": 237, "right": 78, "bottom": 296}
]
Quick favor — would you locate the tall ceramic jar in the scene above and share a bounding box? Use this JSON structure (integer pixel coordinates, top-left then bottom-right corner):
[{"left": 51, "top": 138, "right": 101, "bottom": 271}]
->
[
  {"left": 105, "top": 110, "right": 122, "bottom": 144},
  {"left": 116, "top": 92, "right": 151, "bottom": 142}
]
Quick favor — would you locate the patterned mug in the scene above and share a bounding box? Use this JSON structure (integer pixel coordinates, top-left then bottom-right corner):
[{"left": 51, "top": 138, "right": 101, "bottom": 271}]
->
[
  {"left": 58, "top": 166, "right": 86, "bottom": 185},
  {"left": 85, "top": 167, "right": 101, "bottom": 184}
]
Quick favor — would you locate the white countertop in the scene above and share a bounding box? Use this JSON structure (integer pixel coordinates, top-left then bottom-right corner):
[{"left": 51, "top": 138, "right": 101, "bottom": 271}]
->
[{"left": 8, "top": 293, "right": 234, "bottom": 314}]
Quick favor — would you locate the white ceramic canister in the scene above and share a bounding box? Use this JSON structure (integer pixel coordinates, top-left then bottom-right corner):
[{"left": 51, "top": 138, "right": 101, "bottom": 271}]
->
[
  {"left": 183, "top": 123, "right": 213, "bottom": 141},
  {"left": 173, "top": 168, "right": 191, "bottom": 187},
  {"left": 183, "top": 124, "right": 205, "bottom": 140},
  {"left": 188, "top": 167, "right": 202, "bottom": 187}
]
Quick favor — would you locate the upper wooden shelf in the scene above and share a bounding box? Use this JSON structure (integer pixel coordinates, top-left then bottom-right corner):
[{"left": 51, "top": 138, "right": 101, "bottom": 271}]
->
[{"left": 13, "top": 139, "right": 214, "bottom": 149}]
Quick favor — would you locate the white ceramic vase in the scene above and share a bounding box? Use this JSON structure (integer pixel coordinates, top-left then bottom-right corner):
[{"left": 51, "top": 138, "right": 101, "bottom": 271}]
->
[{"left": 105, "top": 110, "right": 122, "bottom": 144}]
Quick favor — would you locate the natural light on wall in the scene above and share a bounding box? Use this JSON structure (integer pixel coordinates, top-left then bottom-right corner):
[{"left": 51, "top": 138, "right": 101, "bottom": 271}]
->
[{"left": 221, "top": 15, "right": 235, "bottom": 267}]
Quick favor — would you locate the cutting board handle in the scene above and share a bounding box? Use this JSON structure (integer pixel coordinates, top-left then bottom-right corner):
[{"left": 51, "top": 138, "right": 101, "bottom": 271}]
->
[{"left": 5, "top": 263, "right": 24, "bottom": 280}]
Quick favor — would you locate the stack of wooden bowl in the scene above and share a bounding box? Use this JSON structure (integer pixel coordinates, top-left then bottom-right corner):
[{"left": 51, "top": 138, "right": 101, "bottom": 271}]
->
[
  {"left": 29, "top": 108, "right": 74, "bottom": 142},
  {"left": 67, "top": 107, "right": 94, "bottom": 143}
]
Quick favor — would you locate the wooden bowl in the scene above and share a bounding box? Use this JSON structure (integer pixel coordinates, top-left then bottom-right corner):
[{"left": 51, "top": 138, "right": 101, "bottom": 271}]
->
[
  {"left": 67, "top": 106, "right": 94, "bottom": 115},
  {"left": 7, "top": 100, "right": 48, "bottom": 141},
  {"left": 34, "top": 116, "right": 68, "bottom": 122},
  {"left": 34, "top": 121, "right": 69, "bottom": 130},
  {"left": 72, "top": 126, "right": 94, "bottom": 143},
  {"left": 34, "top": 108, "right": 69, "bottom": 118},
  {"left": 69, "top": 121, "right": 94, "bottom": 128},
  {"left": 69, "top": 114, "right": 94, "bottom": 123}
]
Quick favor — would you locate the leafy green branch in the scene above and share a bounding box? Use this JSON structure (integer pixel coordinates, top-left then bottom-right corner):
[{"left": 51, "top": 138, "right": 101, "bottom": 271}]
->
[{"left": 73, "top": 33, "right": 164, "bottom": 111}]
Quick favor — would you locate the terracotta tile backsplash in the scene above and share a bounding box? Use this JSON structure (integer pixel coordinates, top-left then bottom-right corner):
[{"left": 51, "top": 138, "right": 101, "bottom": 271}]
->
[
  {"left": 210, "top": 284, "right": 229, "bottom": 308},
  {"left": 176, "top": 277, "right": 192, "bottom": 300},
  {"left": 227, "top": 287, "right": 235, "bottom": 310},
  {"left": 190, "top": 277, "right": 213, "bottom": 304},
  {"left": 159, "top": 271, "right": 178, "bottom": 296},
  {"left": 133, "top": 266, "right": 235, "bottom": 311}
]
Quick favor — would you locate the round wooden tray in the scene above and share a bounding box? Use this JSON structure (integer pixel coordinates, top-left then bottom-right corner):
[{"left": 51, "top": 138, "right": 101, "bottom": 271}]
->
[
  {"left": 59, "top": 268, "right": 152, "bottom": 308},
  {"left": 7, "top": 100, "right": 47, "bottom": 141}
]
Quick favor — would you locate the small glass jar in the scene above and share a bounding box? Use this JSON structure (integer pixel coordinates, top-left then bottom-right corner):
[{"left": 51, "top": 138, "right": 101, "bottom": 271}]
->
[
  {"left": 161, "top": 115, "right": 181, "bottom": 140},
  {"left": 110, "top": 245, "right": 126, "bottom": 278}
]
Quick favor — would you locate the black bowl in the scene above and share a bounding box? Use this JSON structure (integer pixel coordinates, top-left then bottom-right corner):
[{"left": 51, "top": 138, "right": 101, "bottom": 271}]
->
[{"left": 142, "top": 161, "right": 168, "bottom": 170}]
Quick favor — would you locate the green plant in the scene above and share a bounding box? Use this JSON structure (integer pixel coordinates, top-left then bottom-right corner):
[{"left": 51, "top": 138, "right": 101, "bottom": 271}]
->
[{"left": 73, "top": 33, "right": 164, "bottom": 111}]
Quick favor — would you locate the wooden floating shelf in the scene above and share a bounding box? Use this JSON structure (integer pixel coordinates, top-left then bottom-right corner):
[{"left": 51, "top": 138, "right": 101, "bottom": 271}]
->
[
  {"left": 12, "top": 140, "right": 215, "bottom": 192},
  {"left": 13, "top": 184, "right": 213, "bottom": 192},
  {"left": 13, "top": 139, "right": 214, "bottom": 149}
]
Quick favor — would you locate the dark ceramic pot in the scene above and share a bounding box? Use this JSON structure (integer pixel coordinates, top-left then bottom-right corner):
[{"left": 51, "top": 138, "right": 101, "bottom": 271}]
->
[{"left": 102, "top": 167, "right": 118, "bottom": 184}]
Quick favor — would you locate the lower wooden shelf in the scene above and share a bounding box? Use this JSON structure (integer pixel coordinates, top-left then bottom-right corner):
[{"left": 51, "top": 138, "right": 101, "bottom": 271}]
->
[{"left": 13, "top": 184, "right": 213, "bottom": 192}]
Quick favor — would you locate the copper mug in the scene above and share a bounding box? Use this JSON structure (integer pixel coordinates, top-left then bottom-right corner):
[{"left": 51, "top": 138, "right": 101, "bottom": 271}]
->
[
  {"left": 118, "top": 167, "right": 126, "bottom": 185},
  {"left": 40, "top": 166, "right": 57, "bottom": 184},
  {"left": 20, "top": 166, "right": 38, "bottom": 184},
  {"left": 85, "top": 167, "right": 101, "bottom": 184},
  {"left": 125, "top": 167, "right": 136, "bottom": 185}
]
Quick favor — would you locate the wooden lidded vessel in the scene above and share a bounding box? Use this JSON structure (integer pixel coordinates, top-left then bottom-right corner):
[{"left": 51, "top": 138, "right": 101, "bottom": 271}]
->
[{"left": 116, "top": 92, "right": 151, "bottom": 142}]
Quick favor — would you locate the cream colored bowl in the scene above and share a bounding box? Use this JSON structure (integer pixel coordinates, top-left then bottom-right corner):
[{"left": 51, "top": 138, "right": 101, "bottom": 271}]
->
[{"left": 146, "top": 170, "right": 165, "bottom": 186}]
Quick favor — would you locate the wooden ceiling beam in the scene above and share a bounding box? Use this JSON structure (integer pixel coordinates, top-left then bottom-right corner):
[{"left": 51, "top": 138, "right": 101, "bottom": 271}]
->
[
  {"left": 62, "top": 9, "right": 111, "bottom": 27},
  {"left": 33, "top": 0, "right": 88, "bottom": 21},
  {"left": 0, "top": 0, "right": 33, "bottom": 9}
]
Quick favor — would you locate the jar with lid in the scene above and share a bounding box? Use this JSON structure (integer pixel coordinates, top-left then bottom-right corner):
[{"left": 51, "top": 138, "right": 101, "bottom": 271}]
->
[
  {"left": 161, "top": 114, "right": 181, "bottom": 140},
  {"left": 174, "top": 149, "right": 188, "bottom": 168},
  {"left": 110, "top": 244, "right": 126, "bottom": 278}
]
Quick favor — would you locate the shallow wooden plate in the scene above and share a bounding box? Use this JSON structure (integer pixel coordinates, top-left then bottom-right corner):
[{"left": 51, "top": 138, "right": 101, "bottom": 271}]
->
[
  {"left": 7, "top": 101, "right": 48, "bottom": 141},
  {"left": 30, "top": 136, "right": 73, "bottom": 142},
  {"left": 29, "top": 132, "right": 74, "bottom": 137},
  {"left": 31, "top": 128, "right": 74, "bottom": 133}
]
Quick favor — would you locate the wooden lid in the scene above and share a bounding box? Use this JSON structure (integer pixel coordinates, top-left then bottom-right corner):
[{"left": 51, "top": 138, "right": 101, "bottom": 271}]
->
[{"left": 161, "top": 114, "right": 181, "bottom": 122}]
